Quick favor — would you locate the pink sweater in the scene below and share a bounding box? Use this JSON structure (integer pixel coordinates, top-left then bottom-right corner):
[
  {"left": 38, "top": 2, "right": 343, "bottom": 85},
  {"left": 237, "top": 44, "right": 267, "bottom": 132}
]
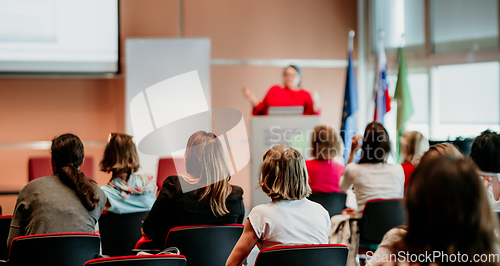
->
[{"left": 306, "top": 159, "right": 345, "bottom": 194}]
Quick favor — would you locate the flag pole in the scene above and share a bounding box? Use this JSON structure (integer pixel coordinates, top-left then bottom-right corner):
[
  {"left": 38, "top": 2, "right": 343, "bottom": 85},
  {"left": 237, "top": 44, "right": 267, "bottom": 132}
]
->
[
  {"left": 378, "top": 29, "right": 385, "bottom": 43},
  {"left": 348, "top": 30, "right": 355, "bottom": 52}
]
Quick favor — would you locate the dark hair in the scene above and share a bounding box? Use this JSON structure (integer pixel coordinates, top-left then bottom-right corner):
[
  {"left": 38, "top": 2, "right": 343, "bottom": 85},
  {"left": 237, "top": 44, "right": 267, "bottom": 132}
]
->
[
  {"left": 284, "top": 65, "right": 302, "bottom": 87},
  {"left": 405, "top": 156, "right": 499, "bottom": 264},
  {"left": 358, "top": 122, "right": 391, "bottom": 164},
  {"left": 100, "top": 133, "right": 140, "bottom": 176},
  {"left": 470, "top": 129, "right": 500, "bottom": 173},
  {"left": 51, "top": 133, "right": 99, "bottom": 211},
  {"left": 310, "top": 125, "right": 343, "bottom": 160}
]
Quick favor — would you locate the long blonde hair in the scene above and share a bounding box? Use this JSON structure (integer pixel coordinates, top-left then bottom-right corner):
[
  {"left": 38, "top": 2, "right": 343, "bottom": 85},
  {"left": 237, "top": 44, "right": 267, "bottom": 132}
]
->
[
  {"left": 401, "top": 131, "right": 429, "bottom": 165},
  {"left": 184, "top": 131, "right": 232, "bottom": 216}
]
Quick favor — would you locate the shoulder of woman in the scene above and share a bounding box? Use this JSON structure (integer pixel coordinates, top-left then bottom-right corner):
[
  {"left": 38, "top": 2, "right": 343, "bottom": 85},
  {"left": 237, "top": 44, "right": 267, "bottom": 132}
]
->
[
  {"left": 232, "top": 184, "right": 244, "bottom": 195},
  {"left": 163, "top": 175, "right": 180, "bottom": 186}
]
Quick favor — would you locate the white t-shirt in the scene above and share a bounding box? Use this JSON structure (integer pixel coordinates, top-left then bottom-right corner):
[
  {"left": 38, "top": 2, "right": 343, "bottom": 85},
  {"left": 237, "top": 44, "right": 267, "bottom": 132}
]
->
[
  {"left": 247, "top": 198, "right": 331, "bottom": 250},
  {"left": 339, "top": 163, "right": 404, "bottom": 217}
]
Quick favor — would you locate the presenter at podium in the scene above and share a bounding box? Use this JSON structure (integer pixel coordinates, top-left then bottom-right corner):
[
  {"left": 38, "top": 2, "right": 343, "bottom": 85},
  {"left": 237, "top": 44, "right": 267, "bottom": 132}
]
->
[{"left": 242, "top": 65, "right": 321, "bottom": 115}]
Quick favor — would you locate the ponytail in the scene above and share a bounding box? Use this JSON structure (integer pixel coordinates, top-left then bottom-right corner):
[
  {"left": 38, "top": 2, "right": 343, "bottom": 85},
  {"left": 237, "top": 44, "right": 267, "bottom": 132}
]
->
[
  {"left": 57, "top": 165, "right": 99, "bottom": 211},
  {"left": 51, "top": 133, "right": 100, "bottom": 212}
]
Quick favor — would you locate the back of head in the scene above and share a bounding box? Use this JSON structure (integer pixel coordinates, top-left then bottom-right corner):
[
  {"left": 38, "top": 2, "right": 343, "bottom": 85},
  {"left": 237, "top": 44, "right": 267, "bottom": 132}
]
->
[
  {"left": 401, "top": 131, "right": 429, "bottom": 165},
  {"left": 406, "top": 156, "right": 498, "bottom": 261},
  {"left": 310, "top": 125, "right": 343, "bottom": 160},
  {"left": 51, "top": 133, "right": 99, "bottom": 211},
  {"left": 419, "top": 143, "right": 463, "bottom": 166},
  {"left": 470, "top": 130, "right": 500, "bottom": 173},
  {"left": 358, "top": 122, "right": 391, "bottom": 164},
  {"left": 184, "top": 131, "right": 232, "bottom": 216},
  {"left": 99, "top": 133, "right": 140, "bottom": 176},
  {"left": 259, "top": 145, "right": 311, "bottom": 200}
]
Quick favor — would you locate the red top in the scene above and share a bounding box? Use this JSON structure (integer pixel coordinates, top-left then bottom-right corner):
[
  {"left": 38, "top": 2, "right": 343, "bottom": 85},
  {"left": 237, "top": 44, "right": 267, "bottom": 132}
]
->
[
  {"left": 306, "top": 159, "right": 345, "bottom": 194},
  {"left": 253, "top": 85, "right": 320, "bottom": 115},
  {"left": 401, "top": 162, "right": 415, "bottom": 190}
]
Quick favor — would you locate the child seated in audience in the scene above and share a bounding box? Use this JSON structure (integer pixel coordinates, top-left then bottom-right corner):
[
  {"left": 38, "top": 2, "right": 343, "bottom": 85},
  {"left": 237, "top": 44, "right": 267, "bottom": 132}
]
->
[
  {"left": 470, "top": 130, "right": 500, "bottom": 211},
  {"left": 367, "top": 145, "right": 500, "bottom": 266},
  {"left": 100, "top": 133, "right": 157, "bottom": 214},
  {"left": 226, "top": 145, "right": 330, "bottom": 266}
]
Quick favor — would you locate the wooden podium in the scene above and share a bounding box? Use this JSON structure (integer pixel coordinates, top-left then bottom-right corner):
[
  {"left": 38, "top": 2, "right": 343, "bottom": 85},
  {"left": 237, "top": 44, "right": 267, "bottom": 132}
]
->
[{"left": 251, "top": 115, "right": 320, "bottom": 207}]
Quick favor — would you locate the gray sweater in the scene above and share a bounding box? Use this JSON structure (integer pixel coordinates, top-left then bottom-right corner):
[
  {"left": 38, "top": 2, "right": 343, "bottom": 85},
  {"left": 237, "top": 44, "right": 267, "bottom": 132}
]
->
[{"left": 7, "top": 175, "right": 107, "bottom": 249}]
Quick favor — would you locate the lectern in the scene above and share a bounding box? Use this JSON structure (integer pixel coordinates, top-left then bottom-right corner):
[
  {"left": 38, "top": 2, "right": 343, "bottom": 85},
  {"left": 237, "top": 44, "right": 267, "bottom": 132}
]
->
[{"left": 251, "top": 114, "right": 320, "bottom": 207}]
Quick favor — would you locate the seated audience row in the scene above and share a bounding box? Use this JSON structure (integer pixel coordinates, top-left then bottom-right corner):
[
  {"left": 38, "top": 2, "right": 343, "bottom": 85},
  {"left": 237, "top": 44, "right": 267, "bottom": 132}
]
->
[
  {"left": 367, "top": 142, "right": 500, "bottom": 266},
  {"left": 8, "top": 127, "right": 500, "bottom": 266}
]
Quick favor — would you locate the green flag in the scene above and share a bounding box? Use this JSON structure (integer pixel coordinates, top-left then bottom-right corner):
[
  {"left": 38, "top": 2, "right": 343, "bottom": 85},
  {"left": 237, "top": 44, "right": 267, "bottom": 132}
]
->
[{"left": 394, "top": 47, "right": 413, "bottom": 162}]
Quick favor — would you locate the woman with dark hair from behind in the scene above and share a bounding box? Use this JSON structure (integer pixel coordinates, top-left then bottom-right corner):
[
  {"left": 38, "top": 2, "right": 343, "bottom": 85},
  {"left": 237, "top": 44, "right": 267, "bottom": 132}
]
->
[
  {"left": 139, "top": 131, "right": 244, "bottom": 249},
  {"left": 470, "top": 130, "right": 500, "bottom": 211},
  {"left": 7, "top": 133, "right": 107, "bottom": 249},
  {"left": 339, "top": 122, "right": 404, "bottom": 217},
  {"left": 367, "top": 147, "right": 499, "bottom": 266},
  {"left": 100, "top": 133, "right": 157, "bottom": 214}
]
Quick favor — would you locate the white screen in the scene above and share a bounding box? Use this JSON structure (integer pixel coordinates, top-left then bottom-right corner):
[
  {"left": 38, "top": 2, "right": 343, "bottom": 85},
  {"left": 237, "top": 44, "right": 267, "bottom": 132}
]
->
[{"left": 0, "top": 0, "right": 118, "bottom": 73}]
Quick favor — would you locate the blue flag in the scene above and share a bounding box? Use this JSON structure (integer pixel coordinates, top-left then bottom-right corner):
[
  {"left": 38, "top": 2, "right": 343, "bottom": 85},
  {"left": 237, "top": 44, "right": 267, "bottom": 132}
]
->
[{"left": 340, "top": 51, "right": 359, "bottom": 164}]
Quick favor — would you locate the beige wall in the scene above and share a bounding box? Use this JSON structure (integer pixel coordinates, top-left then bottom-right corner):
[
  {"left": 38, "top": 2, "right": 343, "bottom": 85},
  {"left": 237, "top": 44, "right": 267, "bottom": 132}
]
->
[{"left": 0, "top": 0, "right": 356, "bottom": 214}]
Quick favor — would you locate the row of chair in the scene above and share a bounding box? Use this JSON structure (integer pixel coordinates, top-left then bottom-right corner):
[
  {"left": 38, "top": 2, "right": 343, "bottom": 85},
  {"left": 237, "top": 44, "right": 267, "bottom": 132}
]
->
[
  {"left": 0, "top": 232, "right": 349, "bottom": 266},
  {"left": 0, "top": 199, "right": 407, "bottom": 264}
]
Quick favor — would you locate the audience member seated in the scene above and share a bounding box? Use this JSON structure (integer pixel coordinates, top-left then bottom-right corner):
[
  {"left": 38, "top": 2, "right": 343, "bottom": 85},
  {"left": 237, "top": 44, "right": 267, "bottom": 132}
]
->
[
  {"left": 7, "top": 133, "right": 106, "bottom": 249},
  {"left": 470, "top": 130, "right": 500, "bottom": 211},
  {"left": 306, "top": 125, "right": 345, "bottom": 194},
  {"left": 140, "top": 131, "right": 244, "bottom": 249},
  {"left": 339, "top": 122, "right": 404, "bottom": 217},
  {"left": 399, "top": 131, "right": 429, "bottom": 189},
  {"left": 367, "top": 151, "right": 498, "bottom": 266},
  {"left": 100, "top": 133, "right": 157, "bottom": 214},
  {"left": 226, "top": 145, "right": 330, "bottom": 266}
]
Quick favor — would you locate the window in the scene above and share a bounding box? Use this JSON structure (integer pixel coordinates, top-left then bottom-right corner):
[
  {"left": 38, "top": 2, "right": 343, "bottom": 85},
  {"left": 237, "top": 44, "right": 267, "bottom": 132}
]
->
[{"left": 431, "top": 0, "right": 499, "bottom": 53}]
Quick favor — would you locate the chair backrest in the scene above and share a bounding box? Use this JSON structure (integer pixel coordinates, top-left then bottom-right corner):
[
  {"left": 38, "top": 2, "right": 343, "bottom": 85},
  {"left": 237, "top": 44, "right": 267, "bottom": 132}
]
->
[
  {"left": 99, "top": 211, "right": 149, "bottom": 256},
  {"left": 359, "top": 198, "right": 406, "bottom": 243},
  {"left": 8, "top": 233, "right": 101, "bottom": 266},
  {"left": 0, "top": 215, "right": 12, "bottom": 260},
  {"left": 28, "top": 156, "right": 95, "bottom": 181},
  {"left": 157, "top": 158, "right": 186, "bottom": 191},
  {"left": 307, "top": 192, "right": 347, "bottom": 217},
  {"left": 84, "top": 254, "right": 187, "bottom": 266},
  {"left": 254, "top": 244, "right": 349, "bottom": 266},
  {"left": 164, "top": 225, "right": 244, "bottom": 266}
]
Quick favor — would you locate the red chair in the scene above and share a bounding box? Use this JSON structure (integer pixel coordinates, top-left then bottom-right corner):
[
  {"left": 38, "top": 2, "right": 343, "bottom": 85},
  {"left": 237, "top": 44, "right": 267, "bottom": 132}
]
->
[
  {"left": 163, "top": 225, "right": 243, "bottom": 266},
  {"left": 254, "top": 244, "right": 349, "bottom": 266},
  {"left": 157, "top": 158, "right": 185, "bottom": 191},
  {"left": 5, "top": 233, "right": 100, "bottom": 266},
  {"left": 0, "top": 215, "right": 12, "bottom": 261},
  {"left": 84, "top": 254, "right": 187, "bottom": 266},
  {"left": 28, "top": 157, "right": 94, "bottom": 181}
]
